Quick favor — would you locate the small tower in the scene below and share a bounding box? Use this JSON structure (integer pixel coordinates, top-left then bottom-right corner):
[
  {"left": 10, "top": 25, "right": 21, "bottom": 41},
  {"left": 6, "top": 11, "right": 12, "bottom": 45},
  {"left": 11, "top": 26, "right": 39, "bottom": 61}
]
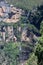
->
[
  {"left": 7, "top": 25, "right": 14, "bottom": 41},
  {"left": 1, "top": 26, "right": 5, "bottom": 41}
]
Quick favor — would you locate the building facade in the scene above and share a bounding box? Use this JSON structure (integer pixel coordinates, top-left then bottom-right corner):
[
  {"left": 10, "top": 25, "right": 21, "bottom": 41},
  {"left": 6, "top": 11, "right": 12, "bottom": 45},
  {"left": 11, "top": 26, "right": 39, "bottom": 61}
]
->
[{"left": 0, "top": 25, "right": 14, "bottom": 42}]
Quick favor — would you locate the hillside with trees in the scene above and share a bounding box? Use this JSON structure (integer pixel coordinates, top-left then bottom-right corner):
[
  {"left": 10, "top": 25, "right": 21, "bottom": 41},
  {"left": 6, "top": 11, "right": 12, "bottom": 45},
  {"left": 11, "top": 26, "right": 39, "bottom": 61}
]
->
[{"left": 0, "top": 0, "right": 43, "bottom": 65}]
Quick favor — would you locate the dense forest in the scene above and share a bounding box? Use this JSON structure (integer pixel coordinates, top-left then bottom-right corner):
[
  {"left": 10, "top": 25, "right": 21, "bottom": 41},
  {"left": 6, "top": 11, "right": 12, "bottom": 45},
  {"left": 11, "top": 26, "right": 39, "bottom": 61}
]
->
[{"left": 0, "top": 0, "right": 43, "bottom": 65}]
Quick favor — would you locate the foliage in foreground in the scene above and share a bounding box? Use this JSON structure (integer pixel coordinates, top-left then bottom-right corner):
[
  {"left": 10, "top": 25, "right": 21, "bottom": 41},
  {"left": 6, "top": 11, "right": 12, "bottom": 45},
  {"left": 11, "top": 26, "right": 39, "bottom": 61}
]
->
[
  {"left": 25, "top": 53, "right": 37, "bottom": 65},
  {"left": 0, "top": 42, "right": 20, "bottom": 65},
  {"left": 35, "top": 36, "right": 43, "bottom": 65}
]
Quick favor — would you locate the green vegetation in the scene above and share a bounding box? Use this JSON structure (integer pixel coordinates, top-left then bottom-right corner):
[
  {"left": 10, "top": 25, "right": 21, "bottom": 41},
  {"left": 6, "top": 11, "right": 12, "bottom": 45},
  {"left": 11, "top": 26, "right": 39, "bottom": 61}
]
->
[
  {"left": 25, "top": 29, "right": 43, "bottom": 65},
  {"left": 6, "top": 0, "right": 43, "bottom": 10},
  {"left": 35, "top": 36, "right": 43, "bottom": 65},
  {"left": 26, "top": 26, "right": 43, "bottom": 65},
  {"left": 0, "top": 0, "right": 43, "bottom": 65},
  {"left": 40, "top": 21, "right": 43, "bottom": 35},
  {"left": 26, "top": 53, "right": 37, "bottom": 65},
  {"left": 0, "top": 42, "right": 20, "bottom": 65}
]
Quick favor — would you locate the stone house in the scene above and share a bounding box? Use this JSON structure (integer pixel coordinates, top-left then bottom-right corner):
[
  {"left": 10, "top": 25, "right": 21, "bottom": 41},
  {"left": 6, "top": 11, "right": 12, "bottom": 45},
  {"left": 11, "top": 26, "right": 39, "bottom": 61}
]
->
[{"left": 0, "top": 25, "right": 17, "bottom": 42}]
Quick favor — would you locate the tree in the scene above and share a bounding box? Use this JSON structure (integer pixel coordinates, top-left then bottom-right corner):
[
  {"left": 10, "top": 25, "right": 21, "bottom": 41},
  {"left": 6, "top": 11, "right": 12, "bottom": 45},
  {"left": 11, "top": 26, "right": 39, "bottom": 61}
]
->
[
  {"left": 35, "top": 36, "right": 43, "bottom": 65},
  {"left": 26, "top": 53, "right": 37, "bottom": 65},
  {"left": 40, "top": 21, "right": 43, "bottom": 35},
  {"left": 28, "top": 5, "right": 43, "bottom": 30},
  {"left": 0, "top": 42, "right": 20, "bottom": 65}
]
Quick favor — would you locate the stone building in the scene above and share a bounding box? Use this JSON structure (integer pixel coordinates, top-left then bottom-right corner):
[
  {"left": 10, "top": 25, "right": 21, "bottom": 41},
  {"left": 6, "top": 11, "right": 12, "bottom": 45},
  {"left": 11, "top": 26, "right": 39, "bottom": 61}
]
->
[
  {"left": 0, "top": 0, "right": 22, "bottom": 23},
  {"left": 0, "top": 25, "right": 14, "bottom": 42}
]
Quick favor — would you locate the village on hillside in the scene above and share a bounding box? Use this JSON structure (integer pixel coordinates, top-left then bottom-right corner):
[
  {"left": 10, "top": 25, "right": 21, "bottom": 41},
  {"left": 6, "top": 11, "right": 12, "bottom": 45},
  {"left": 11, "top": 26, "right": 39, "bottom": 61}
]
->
[
  {"left": 0, "top": 0, "right": 22, "bottom": 23},
  {"left": 0, "top": 0, "right": 38, "bottom": 43},
  {"left": 0, "top": 0, "right": 43, "bottom": 65},
  {"left": 0, "top": 0, "right": 23, "bottom": 43}
]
